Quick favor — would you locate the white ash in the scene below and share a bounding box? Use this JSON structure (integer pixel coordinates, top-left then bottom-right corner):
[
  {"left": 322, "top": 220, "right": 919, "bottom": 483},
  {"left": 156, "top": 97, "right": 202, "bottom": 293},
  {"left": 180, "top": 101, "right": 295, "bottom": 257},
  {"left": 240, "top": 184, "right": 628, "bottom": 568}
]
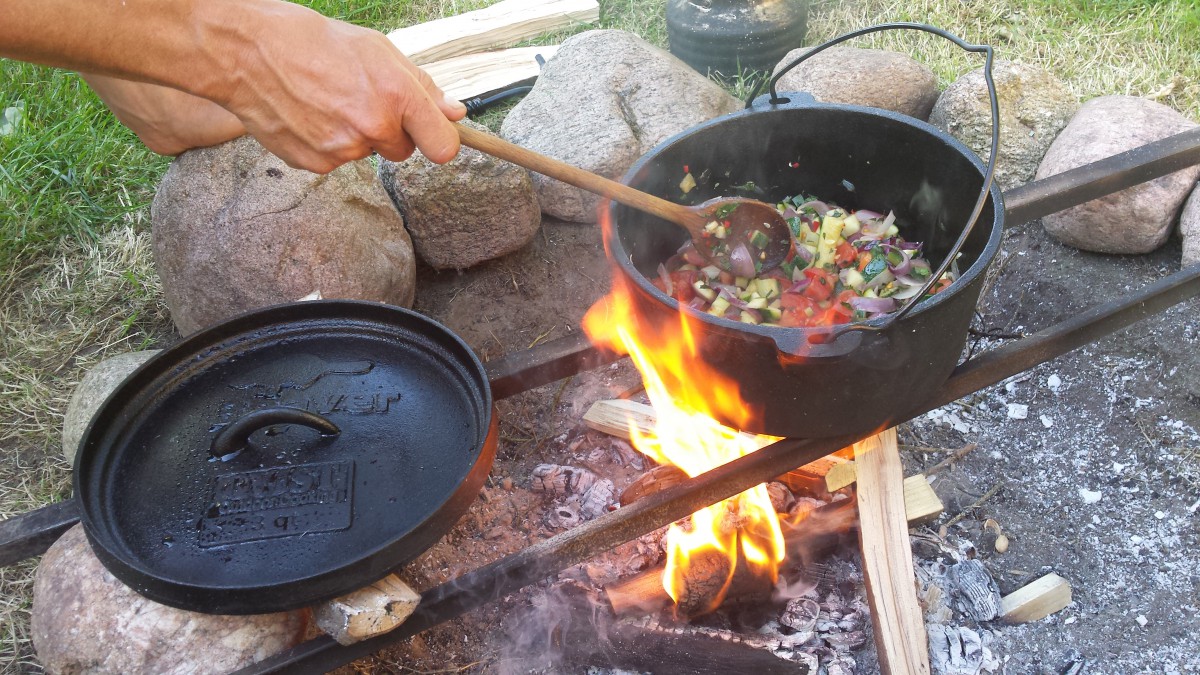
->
[{"left": 905, "top": 324, "right": 1200, "bottom": 670}]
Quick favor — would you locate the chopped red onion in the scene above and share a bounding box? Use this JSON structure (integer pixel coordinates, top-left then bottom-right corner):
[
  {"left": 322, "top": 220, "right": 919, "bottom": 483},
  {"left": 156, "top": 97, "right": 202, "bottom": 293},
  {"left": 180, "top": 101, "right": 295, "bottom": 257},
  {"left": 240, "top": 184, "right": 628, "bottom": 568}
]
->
[
  {"left": 728, "top": 243, "right": 756, "bottom": 278},
  {"left": 657, "top": 263, "right": 673, "bottom": 295},
  {"left": 853, "top": 209, "right": 884, "bottom": 221},
  {"left": 798, "top": 200, "right": 830, "bottom": 216},
  {"left": 849, "top": 296, "right": 898, "bottom": 313}
]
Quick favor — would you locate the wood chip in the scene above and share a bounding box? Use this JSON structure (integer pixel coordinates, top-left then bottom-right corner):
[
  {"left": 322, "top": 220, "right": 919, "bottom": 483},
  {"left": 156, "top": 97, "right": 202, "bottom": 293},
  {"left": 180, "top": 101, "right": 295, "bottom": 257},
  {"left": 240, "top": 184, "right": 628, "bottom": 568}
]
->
[
  {"left": 313, "top": 575, "right": 420, "bottom": 646},
  {"left": 1000, "top": 573, "right": 1072, "bottom": 623}
]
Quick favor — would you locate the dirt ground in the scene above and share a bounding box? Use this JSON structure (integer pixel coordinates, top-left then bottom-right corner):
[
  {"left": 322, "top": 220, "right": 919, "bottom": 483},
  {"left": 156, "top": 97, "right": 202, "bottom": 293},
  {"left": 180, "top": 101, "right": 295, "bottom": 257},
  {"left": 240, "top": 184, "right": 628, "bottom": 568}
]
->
[{"left": 318, "top": 207, "right": 1200, "bottom": 674}]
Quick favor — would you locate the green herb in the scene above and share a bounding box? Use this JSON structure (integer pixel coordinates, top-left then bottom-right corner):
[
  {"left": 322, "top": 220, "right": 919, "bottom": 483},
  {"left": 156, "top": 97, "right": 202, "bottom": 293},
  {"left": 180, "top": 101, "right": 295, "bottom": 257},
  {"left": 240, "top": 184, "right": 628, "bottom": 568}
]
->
[{"left": 711, "top": 203, "right": 740, "bottom": 219}]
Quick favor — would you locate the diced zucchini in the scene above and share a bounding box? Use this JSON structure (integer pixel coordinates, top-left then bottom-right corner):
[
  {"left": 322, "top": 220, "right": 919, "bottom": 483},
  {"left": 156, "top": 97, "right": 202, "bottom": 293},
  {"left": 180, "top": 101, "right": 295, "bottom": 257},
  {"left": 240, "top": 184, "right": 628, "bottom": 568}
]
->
[
  {"left": 692, "top": 281, "right": 717, "bottom": 302},
  {"left": 761, "top": 307, "right": 782, "bottom": 322},
  {"left": 704, "top": 221, "right": 719, "bottom": 232},
  {"left": 842, "top": 214, "right": 861, "bottom": 237},
  {"left": 734, "top": 276, "right": 751, "bottom": 288},
  {"left": 756, "top": 278, "right": 781, "bottom": 299},
  {"left": 844, "top": 268, "right": 865, "bottom": 290},
  {"left": 745, "top": 297, "right": 768, "bottom": 309},
  {"left": 886, "top": 224, "right": 899, "bottom": 237},
  {"left": 708, "top": 296, "right": 731, "bottom": 316},
  {"left": 815, "top": 213, "right": 846, "bottom": 267},
  {"left": 768, "top": 299, "right": 781, "bottom": 310},
  {"left": 714, "top": 225, "right": 728, "bottom": 239},
  {"left": 739, "top": 310, "right": 761, "bottom": 325},
  {"left": 748, "top": 230, "right": 770, "bottom": 250}
]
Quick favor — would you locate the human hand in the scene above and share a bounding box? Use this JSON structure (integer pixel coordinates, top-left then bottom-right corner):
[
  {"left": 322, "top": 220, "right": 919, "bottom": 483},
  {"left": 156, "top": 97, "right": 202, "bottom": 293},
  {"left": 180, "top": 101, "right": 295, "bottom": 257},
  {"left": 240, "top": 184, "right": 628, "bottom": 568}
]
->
[
  {"left": 201, "top": 0, "right": 467, "bottom": 173},
  {"left": 82, "top": 74, "right": 246, "bottom": 156}
]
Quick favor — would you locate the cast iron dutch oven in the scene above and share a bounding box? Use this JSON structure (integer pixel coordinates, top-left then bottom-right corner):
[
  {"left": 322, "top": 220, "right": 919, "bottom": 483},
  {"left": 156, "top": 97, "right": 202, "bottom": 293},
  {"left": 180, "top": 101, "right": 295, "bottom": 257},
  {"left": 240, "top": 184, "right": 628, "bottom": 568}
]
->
[
  {"left": 606, "top": 25, "right": 1005, "bottom": 440},
  {"left": 74, "top": 300, "right": 496, "bottom": 614}
]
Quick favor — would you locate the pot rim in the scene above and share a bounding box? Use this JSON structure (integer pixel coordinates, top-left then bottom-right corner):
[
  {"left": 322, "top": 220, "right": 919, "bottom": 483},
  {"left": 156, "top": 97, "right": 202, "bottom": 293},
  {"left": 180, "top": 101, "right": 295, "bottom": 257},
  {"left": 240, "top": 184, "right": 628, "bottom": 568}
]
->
[{"left": 606, "top": 99, "right": 1006, "bottom": 344}]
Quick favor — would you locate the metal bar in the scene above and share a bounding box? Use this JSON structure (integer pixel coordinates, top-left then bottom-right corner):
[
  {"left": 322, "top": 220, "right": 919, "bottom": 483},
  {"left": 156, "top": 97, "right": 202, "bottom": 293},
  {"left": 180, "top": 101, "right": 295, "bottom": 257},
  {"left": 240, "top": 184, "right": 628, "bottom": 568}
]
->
[
  {"left": 237, "top": 262, "right": 1200, "bottom": 674},
  {"left": 0, "top": 500, "right": 79, "bottom": 568},
  {"left": 1002, "top": 127, "right": 1200, "bottom": 226},
  {"left": 485, "top": 331, "right": 618, "bottom": 399}
]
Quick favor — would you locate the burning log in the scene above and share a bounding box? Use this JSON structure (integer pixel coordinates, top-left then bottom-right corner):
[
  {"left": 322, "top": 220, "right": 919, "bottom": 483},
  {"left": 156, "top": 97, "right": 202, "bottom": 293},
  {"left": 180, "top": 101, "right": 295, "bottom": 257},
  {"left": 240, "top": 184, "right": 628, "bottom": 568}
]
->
[
  {"left": 506, "top": 585, "right": 816, "bottom": 674},
  {"left": 619, "top": 464, "right": 688, "bottom": 506},
  {"left": 606, "top": 467, "right": 943, "bottom": 620},
  {"left": 606, "top": 499, "right": 857, "bottom": 617}
]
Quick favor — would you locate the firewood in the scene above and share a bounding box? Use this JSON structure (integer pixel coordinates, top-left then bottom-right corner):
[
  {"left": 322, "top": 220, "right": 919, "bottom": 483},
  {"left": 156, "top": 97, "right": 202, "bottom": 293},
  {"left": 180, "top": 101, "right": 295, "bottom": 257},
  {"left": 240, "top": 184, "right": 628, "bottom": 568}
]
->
[
  {"left": 620, "top": 464, "right": 689, "bottom": 506},
  {"left": 313, "top": 574, "right": 420, "bottom": 646},
  {"left": 854, "top": 428, "right": 931, "bottom": 675},
  {"left": 424, "top": 46, "right": 560, "bottom": 101},
  {"left": 585, "top": 400, "right": 943, "bottom": 522},
  {"left": 388, "top": 0, "right": 599, "bottom": 66},
  {"left": 605, "top": 485, "right": 937, "bottom": 620},
  {"left": 999, "top": 573, "right": 1072, "bottom": 623},
  {"left": 584, "top": 400, "right": 857, "bottom": 495}
]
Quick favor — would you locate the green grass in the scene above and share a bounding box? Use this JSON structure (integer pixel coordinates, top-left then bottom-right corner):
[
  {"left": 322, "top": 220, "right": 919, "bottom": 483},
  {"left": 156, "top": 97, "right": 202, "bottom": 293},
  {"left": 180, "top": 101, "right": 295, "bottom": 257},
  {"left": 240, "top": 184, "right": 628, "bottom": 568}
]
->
[{"left": 0, "top": 63, "right": 166, "bottom": 274}]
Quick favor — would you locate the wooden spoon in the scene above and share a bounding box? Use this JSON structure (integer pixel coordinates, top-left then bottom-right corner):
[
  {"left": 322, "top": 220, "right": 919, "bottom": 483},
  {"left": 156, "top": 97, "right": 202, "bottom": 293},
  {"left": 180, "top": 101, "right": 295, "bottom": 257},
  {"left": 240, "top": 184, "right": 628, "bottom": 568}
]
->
[{"left": 457, "top": 124, "right": 792, "bottom": 274}]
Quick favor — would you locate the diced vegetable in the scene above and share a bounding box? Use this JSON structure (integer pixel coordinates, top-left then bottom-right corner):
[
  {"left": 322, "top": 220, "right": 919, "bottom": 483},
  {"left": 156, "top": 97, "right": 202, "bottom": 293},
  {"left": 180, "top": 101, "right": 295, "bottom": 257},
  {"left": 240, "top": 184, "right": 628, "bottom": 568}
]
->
[{"left": 664, "top": 185, "right": 954, "bottom": 327}]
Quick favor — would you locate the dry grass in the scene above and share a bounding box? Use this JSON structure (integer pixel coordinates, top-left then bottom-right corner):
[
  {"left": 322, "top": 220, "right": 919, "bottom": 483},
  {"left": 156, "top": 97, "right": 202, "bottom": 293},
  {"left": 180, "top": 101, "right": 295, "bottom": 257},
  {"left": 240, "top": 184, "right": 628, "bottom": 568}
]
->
[
  {"left": 805, "top": 0, "right": 1200, "bottom": 118},
  {"left": 0, "top": 0, "right": 1197, "bottom": 672},
  {"left": 0, "top": 227, "right": 172, "bottom": 671}
]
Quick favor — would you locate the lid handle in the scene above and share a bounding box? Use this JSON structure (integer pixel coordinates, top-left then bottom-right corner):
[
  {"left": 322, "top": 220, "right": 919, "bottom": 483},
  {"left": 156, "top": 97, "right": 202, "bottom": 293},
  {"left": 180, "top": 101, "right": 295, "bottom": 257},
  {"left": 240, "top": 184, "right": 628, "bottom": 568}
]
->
[{"left": 210, "top": 407, "right": 340, "bottom": 461}]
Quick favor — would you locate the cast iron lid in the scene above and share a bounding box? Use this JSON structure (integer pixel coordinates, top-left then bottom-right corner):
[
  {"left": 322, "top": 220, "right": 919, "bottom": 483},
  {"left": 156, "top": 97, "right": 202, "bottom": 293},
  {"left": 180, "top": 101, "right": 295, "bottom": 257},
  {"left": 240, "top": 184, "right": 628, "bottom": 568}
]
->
[{"left": 74, "top": 300, "right": 497, "bottom": 615}]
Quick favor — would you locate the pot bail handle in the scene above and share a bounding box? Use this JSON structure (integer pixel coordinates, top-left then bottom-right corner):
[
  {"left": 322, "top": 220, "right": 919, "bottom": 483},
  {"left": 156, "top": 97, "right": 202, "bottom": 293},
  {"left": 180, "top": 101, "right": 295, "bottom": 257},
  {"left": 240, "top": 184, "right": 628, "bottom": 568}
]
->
[
  {"left": 747, "top": 23, "right": 999, "bottom": 342},
  {"left": 210, "top": 407, "right": 340, "bottom": 461}
]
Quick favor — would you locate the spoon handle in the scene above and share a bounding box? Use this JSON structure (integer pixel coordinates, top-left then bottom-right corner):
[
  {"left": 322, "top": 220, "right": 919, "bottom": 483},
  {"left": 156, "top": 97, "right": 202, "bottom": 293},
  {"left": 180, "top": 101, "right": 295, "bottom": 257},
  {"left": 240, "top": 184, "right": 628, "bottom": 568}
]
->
[{"left": 457, "top": 124, "right": 706, "bottom": 230}]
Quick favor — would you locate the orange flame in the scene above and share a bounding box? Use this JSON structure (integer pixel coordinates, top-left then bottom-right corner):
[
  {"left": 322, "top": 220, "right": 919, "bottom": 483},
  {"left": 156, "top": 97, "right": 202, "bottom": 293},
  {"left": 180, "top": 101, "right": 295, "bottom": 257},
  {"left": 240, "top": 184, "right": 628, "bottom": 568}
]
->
[{"left": 584, "top": 222, "right": 786, "bottom": 616}]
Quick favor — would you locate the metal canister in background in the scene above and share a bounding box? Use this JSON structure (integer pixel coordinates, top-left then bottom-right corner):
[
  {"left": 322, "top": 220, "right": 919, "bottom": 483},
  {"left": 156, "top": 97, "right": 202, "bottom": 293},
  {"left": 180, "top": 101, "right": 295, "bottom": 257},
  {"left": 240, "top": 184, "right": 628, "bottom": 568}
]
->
[{"left": 666, "top": 0, "right": 809, "bottom": 77}]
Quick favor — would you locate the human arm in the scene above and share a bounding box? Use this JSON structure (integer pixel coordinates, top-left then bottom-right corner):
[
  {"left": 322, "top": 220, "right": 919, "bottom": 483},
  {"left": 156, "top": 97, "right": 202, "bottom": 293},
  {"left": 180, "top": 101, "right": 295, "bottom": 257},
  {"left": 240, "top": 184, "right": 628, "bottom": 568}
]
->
[
  {"left": 81, "top": 75, "right": 246, "bottom": 156},
  {"left": 0, "top": 0, "right": 465, "bottom": 172}
]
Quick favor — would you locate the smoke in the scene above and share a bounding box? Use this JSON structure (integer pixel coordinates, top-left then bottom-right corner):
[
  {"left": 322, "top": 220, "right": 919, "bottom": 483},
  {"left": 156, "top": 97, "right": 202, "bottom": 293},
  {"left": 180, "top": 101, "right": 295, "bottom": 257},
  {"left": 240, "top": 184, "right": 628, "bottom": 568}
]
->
[{"left": 490, "top": 581, "right": 617, "bottom": 674}]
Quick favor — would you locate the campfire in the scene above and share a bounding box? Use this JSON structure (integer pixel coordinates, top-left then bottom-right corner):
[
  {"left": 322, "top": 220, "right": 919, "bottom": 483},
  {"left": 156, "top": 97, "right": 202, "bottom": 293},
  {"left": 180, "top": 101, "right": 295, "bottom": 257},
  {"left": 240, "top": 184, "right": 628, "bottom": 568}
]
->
[{"left": 582, "top": 271, "right": 788, "bottom": 618}]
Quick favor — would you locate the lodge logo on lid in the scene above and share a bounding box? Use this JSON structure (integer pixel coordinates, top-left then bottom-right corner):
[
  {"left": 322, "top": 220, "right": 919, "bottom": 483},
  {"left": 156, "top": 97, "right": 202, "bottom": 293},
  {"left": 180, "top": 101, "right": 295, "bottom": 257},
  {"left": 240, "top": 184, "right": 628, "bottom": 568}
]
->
[{"left": 198, "top": 460, "right": 354, "bottom": 547}]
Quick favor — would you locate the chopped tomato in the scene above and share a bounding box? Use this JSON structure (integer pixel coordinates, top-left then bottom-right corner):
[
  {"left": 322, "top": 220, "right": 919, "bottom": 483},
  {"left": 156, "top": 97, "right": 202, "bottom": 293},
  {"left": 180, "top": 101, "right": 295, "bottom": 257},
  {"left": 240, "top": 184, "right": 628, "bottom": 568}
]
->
[
  {"left": 831, "top": 290, "right": 857, "bottom": 320},
  {"left": 834, "top": 241, "right": 857, "bottom": 266},
  {"left": 802, "top": 268, "right": 835, "bottom": 301}
]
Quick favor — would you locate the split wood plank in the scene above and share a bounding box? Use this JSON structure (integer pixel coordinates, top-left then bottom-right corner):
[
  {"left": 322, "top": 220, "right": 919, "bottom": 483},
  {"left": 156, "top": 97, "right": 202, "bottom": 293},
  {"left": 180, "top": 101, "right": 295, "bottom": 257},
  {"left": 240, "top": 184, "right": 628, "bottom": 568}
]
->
[
  {"left": 313, "top": 574, "right": 421, "bottom": 646},
  {"left": 583, "top": 400, "right": 942, "bottom": 523},
  {"left": 854, "top": 428, "right": 931, "bottom": 675},
  {"left": 425, "top": 46, "right": 560, "bottom": 101},
  {"left": 389, "top": 0, "right": 598, "bottom": 66},
  {"left": 1000, "top": 573, "right": 1072, "bottom": 623}
]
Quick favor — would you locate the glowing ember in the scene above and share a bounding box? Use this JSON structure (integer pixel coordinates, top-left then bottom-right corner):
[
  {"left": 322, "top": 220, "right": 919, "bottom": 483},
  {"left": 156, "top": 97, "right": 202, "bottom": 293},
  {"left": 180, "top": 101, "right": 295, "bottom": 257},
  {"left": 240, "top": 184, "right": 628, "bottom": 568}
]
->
[{"left": 584, "top": 261, "right": 786, "bottom": 616}]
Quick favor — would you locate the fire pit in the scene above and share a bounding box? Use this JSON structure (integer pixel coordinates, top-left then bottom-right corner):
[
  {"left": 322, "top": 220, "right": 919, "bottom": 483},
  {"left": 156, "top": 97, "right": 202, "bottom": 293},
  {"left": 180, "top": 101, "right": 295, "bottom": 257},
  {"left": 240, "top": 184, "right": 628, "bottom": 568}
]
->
[{"left": 2, "top": 129, "right": 1200, "bottom": 674}]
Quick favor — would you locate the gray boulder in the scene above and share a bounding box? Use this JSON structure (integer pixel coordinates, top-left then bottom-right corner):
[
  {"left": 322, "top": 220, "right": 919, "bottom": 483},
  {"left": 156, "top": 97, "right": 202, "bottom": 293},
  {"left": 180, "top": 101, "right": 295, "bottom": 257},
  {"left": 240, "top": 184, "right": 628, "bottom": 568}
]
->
[
  {"left": 1036, "top": 96, "right": 1200, "bottom": 254},
  {"left": 930, "top": 61, "right": 1078, "bottom": 189},
  {"left": 152, "top": 135, "right": 416, "bottom": 335},
  {"left": 32, "top": 525, "right": 308, "bottom": 675},
  {"left": 772, "top": 47, "right": 938, "bottom": 120},
  {"left": 62, "top": 350, "right": 161, "bottom": 464},
  {"left": 501, "top": 29, "right": 742, "bottom": 223},
  {"left": 379, "top": 120, "right": 540, "bottom": 269},
  {"left": 1180, "top": 184, "right": 1200, "bottom": 267}
]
